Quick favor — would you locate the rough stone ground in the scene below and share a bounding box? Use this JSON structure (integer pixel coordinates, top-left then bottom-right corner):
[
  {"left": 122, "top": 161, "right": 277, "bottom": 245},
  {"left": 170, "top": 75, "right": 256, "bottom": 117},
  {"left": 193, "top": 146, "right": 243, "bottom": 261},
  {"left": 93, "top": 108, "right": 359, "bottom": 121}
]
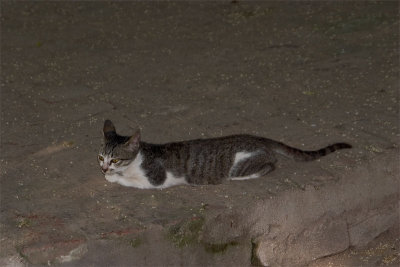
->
[
  {"left": 308, "top": 225, "right": 399, "bottom": 267},
  {"left": 0, "top": 1, "right": 399, "bottom": 266}
]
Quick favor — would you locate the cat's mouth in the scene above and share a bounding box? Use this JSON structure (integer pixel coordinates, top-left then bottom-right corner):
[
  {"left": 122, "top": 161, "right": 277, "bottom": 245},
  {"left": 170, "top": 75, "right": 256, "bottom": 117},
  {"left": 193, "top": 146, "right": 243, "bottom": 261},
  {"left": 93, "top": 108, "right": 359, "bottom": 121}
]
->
[{"left": 101, "top": 168, "right": 114, "bottom": 174}]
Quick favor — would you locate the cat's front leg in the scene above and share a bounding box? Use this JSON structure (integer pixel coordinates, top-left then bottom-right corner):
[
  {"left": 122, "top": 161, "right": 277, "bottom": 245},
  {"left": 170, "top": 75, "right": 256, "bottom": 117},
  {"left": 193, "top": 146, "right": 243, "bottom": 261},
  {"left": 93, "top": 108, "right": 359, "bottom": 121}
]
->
[{"left": 105, "top": 173, "right": 119, "bottom": 183}]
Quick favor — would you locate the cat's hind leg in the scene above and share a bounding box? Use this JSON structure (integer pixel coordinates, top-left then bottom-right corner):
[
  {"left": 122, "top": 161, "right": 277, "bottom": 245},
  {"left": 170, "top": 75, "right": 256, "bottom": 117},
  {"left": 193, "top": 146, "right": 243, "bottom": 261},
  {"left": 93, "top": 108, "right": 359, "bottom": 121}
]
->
[{"left": 229, "top": 152, "right": 275, "bottom": 181}]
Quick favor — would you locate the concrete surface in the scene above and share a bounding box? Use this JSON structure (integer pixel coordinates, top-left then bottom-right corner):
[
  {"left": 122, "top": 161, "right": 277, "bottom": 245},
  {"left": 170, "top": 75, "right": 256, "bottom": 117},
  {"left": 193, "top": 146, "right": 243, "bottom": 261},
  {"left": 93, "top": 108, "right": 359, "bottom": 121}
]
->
[{"left": 1, "top": 1, "right": 399, "bottom": 266}]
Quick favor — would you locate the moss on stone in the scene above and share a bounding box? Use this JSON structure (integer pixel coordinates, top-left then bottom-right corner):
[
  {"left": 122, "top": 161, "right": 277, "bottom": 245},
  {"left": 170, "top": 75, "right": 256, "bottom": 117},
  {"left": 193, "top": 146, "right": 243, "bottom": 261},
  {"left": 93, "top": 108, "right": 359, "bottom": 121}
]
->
[
  {"left": 167, "top": 216, "right": 205, "bottom": 248},
  {"left": 129, "top": 238, "right": 142, "bottom": 248},
  {"left": 204, "top": 241, "right": 239, "bottom": 254},
  {"left": 251, "top": 241, "right": 263, "bottom": 266}
]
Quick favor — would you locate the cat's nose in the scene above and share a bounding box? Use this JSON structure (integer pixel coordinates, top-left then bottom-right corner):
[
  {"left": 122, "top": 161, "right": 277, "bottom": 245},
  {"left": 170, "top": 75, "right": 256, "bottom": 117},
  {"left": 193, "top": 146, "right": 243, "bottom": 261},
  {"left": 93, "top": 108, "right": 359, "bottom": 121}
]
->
[{"left": 101, "top": 167, "right": 109, "bottom": 173}]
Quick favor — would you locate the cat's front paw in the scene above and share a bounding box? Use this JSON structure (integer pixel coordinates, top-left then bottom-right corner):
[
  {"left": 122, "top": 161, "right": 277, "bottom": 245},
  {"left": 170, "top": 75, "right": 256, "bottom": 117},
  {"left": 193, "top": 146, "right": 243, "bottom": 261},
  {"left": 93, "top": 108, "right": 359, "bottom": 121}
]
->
[{"left": 104, "top": 174, "right": 118, "bottom": 183}]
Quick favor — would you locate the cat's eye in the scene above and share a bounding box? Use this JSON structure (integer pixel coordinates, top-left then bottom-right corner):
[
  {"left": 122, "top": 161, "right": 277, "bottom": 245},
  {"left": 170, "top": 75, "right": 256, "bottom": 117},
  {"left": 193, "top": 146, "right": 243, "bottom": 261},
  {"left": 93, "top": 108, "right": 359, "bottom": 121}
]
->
[
  {"left": 111, "top": 159, "right": 120, "bottom": 164},
  {"left": 98, "top": 155, "right": 104, "bottom": 161}
]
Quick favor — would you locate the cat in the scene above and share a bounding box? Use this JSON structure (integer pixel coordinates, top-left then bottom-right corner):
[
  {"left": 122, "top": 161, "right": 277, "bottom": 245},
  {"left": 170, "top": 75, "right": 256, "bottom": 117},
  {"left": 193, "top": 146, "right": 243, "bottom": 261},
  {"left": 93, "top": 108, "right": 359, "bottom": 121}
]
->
[{"left": 98, "top": 120, "right": 351, "bottom": 189}]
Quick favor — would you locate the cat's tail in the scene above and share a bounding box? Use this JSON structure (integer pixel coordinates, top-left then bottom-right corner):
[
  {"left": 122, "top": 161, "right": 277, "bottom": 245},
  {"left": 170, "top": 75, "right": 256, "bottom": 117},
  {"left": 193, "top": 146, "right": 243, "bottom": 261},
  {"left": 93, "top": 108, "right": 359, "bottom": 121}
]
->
[{"left": 271, "top": 142, "right": 352, "bottom": 161}]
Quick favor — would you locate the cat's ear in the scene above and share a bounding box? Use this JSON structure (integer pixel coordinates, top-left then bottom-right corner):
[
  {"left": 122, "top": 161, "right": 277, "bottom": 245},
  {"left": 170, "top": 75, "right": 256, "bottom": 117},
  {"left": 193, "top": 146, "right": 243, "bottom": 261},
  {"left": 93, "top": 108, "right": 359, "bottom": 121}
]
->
[
  {"left": 124, "top": 129, "right": 141, "bottom": 152},
  {"left": 103, "top": 120, "right": 116, "bottom": 140}
]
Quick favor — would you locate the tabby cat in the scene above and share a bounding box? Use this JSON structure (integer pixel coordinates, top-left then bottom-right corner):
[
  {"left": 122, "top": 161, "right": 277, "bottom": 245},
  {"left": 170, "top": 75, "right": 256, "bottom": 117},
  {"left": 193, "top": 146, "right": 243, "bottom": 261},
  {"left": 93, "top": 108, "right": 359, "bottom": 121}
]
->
[{"left": 98, "top": 120, "right": 351, "bottom": 189}]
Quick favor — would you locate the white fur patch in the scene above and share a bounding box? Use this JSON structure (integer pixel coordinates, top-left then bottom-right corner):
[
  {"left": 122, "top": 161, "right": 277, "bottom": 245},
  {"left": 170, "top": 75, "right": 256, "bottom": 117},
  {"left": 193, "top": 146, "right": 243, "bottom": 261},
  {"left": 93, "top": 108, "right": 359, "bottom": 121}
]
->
[
  {"left": 104, "top": 153, "right": 187, "bottom": 189},
  {"left": 105, "top": 152, "right": 155, "bottom": 189},
  {"left": 230, "top": 174, "right": 260, "bottom": 181},
  {"left": 159, "top": 171, "right": 187, "bottom": 189},
  {"left": 228, "top": 151, "right": 258, "bottom": 178},
  {"left": 233, "top": 151, "right": 255, "bottom": 166}
]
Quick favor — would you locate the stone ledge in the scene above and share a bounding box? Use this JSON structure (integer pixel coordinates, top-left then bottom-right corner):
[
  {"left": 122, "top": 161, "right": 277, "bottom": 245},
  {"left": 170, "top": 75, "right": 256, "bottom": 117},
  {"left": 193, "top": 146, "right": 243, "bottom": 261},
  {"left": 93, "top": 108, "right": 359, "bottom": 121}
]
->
[
  {"left": 248, "top": 149, "right": 399, "bottom": 266},
  {"left": 73, "top": 150, "right": 398, "bottom": 266},
  {"left": 2, "top": 150, "right": 397, "bottom": 266}
]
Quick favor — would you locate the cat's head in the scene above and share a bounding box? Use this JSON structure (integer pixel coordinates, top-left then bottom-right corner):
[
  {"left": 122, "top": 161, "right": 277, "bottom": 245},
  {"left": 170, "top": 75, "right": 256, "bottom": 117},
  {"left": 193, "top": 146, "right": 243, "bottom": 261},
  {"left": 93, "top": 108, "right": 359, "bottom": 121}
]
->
[{"left": 98, "top": 120, "right": 140, "bottom": 175}]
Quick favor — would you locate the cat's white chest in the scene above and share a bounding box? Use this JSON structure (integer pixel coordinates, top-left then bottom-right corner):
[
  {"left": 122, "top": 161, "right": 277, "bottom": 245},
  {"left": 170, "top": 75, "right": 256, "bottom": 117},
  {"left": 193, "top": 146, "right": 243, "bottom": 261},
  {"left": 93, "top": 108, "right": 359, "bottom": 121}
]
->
[{"left": 105, "top": 152, "right": 154, "bottom": 189}]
